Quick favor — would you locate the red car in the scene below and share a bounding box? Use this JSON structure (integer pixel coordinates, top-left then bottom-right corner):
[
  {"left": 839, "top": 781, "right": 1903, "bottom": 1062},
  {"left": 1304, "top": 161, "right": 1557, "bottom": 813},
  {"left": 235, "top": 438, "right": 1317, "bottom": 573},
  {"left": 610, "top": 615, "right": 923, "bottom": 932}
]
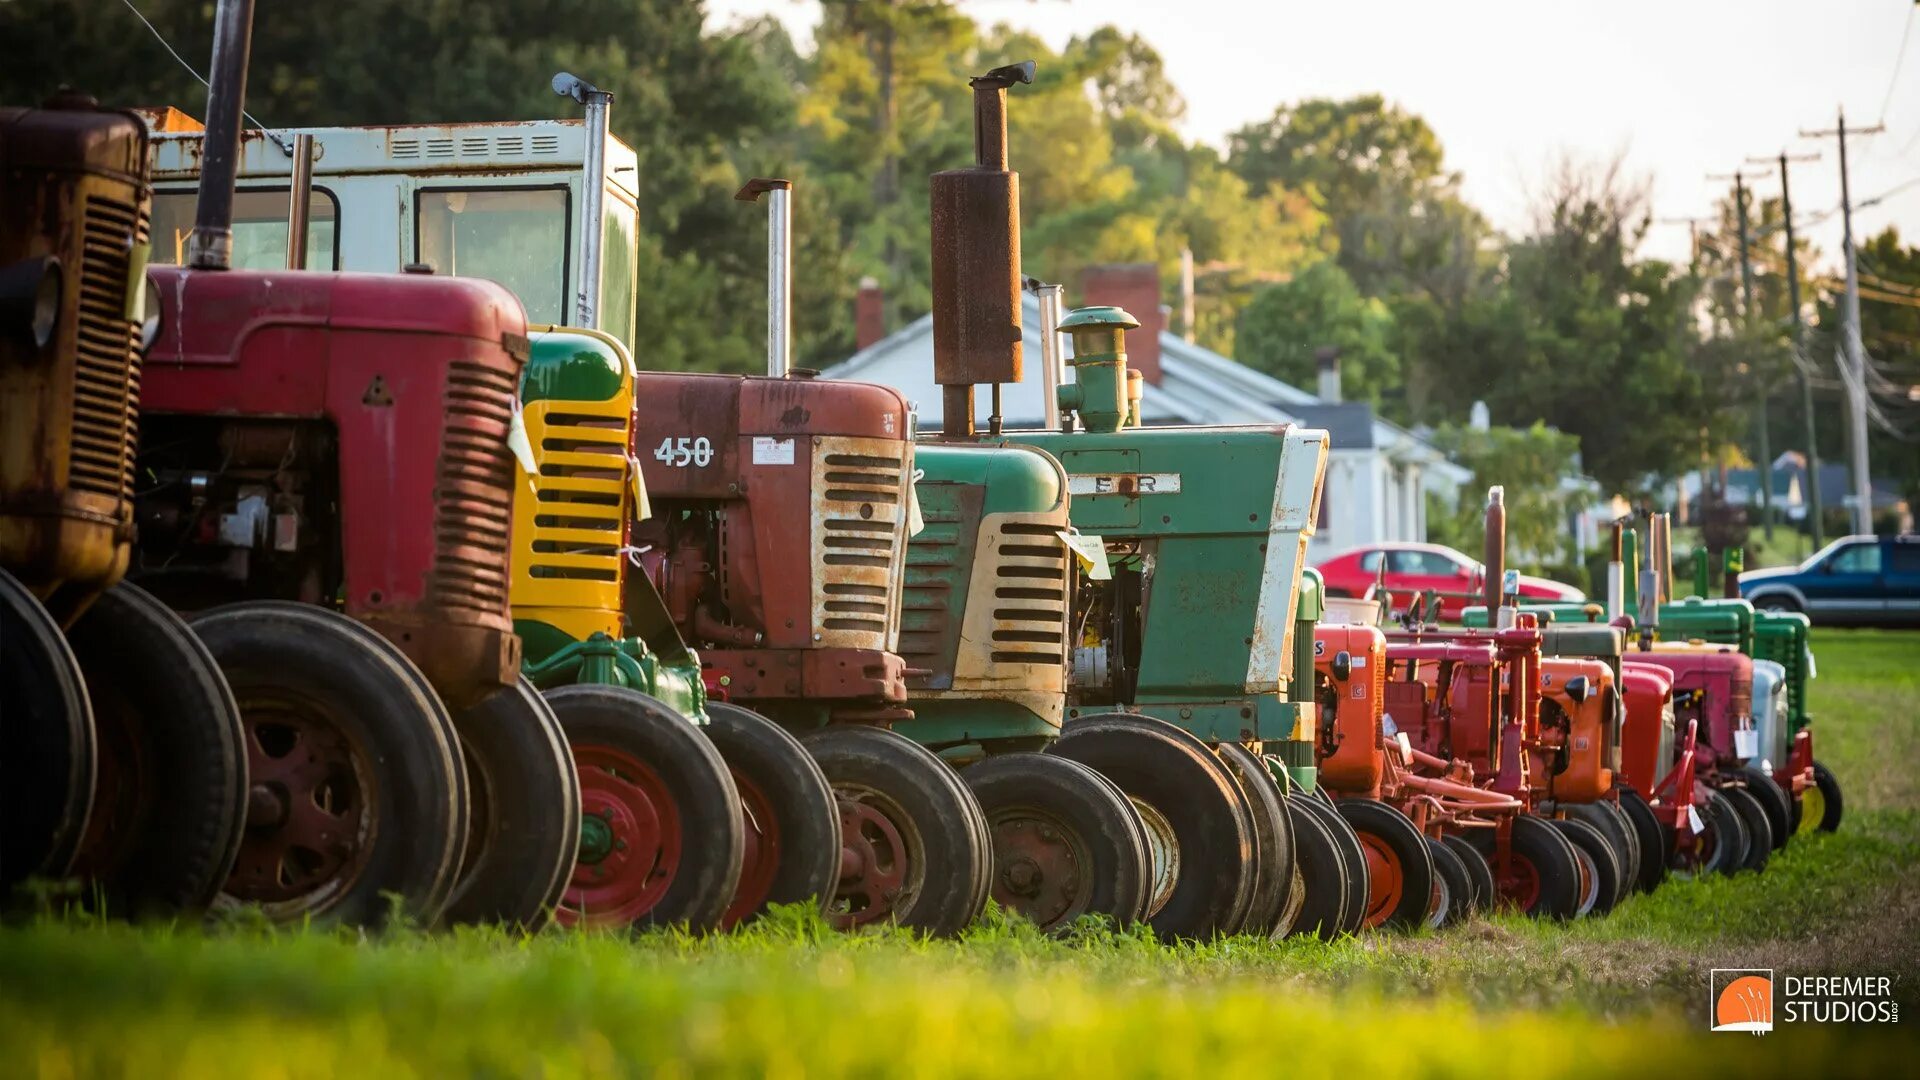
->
[{"left": 1316, "top": 542, "right": 1584, "bottom": 622}]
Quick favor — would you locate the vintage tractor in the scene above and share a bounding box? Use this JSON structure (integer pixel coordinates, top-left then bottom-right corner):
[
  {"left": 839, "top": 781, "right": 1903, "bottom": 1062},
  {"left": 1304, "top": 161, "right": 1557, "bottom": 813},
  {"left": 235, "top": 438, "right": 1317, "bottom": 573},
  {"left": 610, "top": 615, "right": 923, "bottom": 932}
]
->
[
  {"left": 0, "top": 93, "right": 250, "bottom": 919},
  {"left": 129, "top": 0, "right": 579, "bottom": 929}
]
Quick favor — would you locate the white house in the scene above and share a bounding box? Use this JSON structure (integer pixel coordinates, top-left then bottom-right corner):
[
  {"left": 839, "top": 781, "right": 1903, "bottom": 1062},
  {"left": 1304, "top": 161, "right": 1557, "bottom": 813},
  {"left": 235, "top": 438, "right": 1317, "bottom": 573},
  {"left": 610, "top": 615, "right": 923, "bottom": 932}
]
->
[{"left": 820, "top": 266, "right": 1467, "bottom": 561}]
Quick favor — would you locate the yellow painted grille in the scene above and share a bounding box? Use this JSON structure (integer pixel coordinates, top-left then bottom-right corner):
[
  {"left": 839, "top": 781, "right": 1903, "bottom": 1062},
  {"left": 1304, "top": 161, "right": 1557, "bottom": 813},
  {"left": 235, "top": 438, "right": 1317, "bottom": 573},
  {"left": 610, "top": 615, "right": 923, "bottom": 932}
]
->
[{"left": 69, "top": 193, "right": 147, "bottom": 501}]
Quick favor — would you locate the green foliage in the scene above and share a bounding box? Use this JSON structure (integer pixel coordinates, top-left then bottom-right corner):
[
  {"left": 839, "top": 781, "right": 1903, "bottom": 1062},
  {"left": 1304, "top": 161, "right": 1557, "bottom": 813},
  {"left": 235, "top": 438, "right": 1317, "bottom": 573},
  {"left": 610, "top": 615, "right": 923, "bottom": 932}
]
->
[
  {"left": 1424, "top": 423, "right": 1583, "bottom": 569},
  {"left": 1236, "top": 261, "right": 1396, "bottom": 405}
]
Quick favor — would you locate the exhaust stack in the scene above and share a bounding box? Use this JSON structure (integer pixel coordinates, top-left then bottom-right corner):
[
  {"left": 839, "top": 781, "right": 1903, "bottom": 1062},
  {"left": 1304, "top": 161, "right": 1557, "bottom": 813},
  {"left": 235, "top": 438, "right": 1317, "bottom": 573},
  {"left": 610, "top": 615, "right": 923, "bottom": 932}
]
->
[
  {"left": 736, "top": 178, "right": 793, "bottom": 378},
  {"left": 552, "top": 72, "right": 613, "bottom": 329},
  {"left": 1482, "top": 486, "right": 1507, "bottom": 619},
  {"left": 1606, "top": 520, "right": 1625, "bottom": 620},
  {"left": 185, "top": 0, "right": 256, "bottom": 270},
  {"left": 930, "top": 61, "right": 1035, "bottom": 435},
  {"left": 1027, "top": 277, "right": 1065, "bottom": 430},
  {"left": 285, "top": 132, "right": 313, "bottom": 270}
]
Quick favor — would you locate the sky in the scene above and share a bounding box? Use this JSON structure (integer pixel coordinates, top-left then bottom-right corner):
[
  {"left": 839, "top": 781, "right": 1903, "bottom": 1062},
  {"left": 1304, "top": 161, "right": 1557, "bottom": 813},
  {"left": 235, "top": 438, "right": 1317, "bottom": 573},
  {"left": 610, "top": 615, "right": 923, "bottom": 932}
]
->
[{"left": 705, "top": 0, "right": 1920, "bottom": 274}]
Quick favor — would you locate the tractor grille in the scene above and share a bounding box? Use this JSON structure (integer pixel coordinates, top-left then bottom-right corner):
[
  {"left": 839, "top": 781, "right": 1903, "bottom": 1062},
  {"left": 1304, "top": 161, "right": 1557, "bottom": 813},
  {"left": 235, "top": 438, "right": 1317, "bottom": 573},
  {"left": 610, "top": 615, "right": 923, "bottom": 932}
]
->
[
  {"left": 429, "top": 360, "right": 518, "bottom": 618},
  {"left": 987, "top": 521, "right": 1068, "bottom": 666},
  {"left": 899, "top": 501, "right": 964, "bottom": 685},
  {"left": 812, "top": 440, "right": 908, "bottom": 647},
  {"left": 1368, "top": 649, "right": 1387, "bottom": 746},
  {"left": 524, "top": 404, "right": 628, "bottom": 585},
  {"left": 69, "top": 193, "right": 147, "bottom": 502}
]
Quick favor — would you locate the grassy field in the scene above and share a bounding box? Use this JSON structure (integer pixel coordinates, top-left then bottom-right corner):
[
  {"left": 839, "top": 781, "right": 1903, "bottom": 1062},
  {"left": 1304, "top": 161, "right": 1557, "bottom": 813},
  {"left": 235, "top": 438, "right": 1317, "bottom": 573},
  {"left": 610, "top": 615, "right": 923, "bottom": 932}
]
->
[{"left": 4, "top": 629, "right": 1916, "bottom": 1077}]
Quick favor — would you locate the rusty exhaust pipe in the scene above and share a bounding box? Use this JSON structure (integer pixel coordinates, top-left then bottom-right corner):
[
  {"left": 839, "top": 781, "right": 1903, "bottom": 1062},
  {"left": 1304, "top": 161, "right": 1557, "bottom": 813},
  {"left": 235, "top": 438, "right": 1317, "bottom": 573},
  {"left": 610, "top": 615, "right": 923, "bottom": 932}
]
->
[
  {"left": 736, "top": 178, "right": 793, "bottom": 379},
  {"left": 285, "top": 133, "right": 313, "bottom": 270},
  {"left": 1483, "top": 485, "right": 1506, "bottom": 619},
  {"left": 186, "top": 0, "right": 256, "bottom": 270}
]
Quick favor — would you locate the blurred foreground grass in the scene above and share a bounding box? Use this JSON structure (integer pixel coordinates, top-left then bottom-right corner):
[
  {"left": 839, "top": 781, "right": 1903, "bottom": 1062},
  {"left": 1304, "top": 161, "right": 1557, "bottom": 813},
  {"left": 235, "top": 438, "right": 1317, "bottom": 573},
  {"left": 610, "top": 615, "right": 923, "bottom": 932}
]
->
[{"left": 1, "top": 630, "right": 1913, "bottom": 1077}]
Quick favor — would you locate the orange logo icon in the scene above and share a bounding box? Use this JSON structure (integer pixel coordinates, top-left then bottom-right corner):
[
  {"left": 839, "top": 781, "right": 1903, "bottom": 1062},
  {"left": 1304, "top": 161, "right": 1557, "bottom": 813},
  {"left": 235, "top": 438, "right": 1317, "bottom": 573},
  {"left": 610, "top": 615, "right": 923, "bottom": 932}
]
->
[{"left": 1712, "top": 970, "right": 1774, "bottom": 1033}]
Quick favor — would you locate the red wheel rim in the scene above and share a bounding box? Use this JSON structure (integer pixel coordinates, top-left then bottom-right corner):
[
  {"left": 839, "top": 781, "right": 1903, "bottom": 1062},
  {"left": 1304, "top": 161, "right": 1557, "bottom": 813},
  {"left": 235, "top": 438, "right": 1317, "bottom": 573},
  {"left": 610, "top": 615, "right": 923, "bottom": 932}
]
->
[
  {"left": 1356, "top": 831, "right": 1404, "bottom": 929},
  {"left": 829, "top": 788, "right": 921, "bottom": 929},
  {"left": 226, "top": 702, "right": 375, "bottom": 908},
  {"left": 1494, "top": 846, "right": 1542, "bottom": 912},
  {"left": 719, "top": 767, "right": 782, "bottom": 930},
  {"left": 986, "top": 808, "right": 1089, "bottom": 930},
  {"left": 70, "top": 696, "right": 147, "bottom": 879},
  {"left": 560, "top": 743, "right": 681, "bottom": 928}
]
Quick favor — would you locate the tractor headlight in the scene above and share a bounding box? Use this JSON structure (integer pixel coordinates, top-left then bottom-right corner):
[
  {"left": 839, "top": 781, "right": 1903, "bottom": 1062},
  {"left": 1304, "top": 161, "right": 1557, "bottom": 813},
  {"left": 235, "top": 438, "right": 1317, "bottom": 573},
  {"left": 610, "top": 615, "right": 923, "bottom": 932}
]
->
[
  {"left": 0, "top": 255, "right": 62, "bottom": 352},
  {"left": 138, "top": 271, "right": 163, "bottom": 355}
]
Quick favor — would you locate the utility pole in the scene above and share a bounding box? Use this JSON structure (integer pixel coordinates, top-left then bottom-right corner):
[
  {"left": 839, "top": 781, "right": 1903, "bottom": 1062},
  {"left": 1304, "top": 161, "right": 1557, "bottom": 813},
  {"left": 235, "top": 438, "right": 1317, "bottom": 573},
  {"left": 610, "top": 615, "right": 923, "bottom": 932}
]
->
[
  {"left": 1750, "top": 150, "right": 1825, "bottom": 549},
  {"left": 1710, "top": 169, "right": 1772, "bottom": 538},
  {"left": 1658, "top": 216, "right": 1712, "bottom": 275},
  {"left": 1801, "top": 110, "right": 1885, "bottom": 535}
]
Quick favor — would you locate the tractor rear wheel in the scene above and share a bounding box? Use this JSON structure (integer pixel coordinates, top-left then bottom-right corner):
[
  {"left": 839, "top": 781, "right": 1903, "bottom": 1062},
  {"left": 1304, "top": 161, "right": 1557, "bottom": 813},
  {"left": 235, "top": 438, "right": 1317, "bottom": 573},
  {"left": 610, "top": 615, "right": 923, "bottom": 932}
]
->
[
  {"left": 704, "top": 702, "right": 840, "bottom": 929},
  {"left": 1551, "top": 817, "right": 1621, "bottom": 917},
  {"left": 1282, "top": 791, "right": 1350, "bottom": 939},
  {"left": 1048, "top": 713, "right": 1254, "bottom": 940},
  {"left": 0, "top": 568, "right": 94, "bottom": 894},
  {"left": 1684, "top": 789, "right": 1749, "bottom": 877},
  {"left": 1442, "top": 834, "right": 1493, "bottom": 916},
  {"left": 1472, "top": 815, "right": 1582, "bottom": 920},
  {"left": 805, "top": 725, "right": 987, "bottom": 936},
  {"left": 1735, "top": 766, "right": 1792, "bottom": 853},
  {"left": 66, "top": 582, "right": 247, "bottom": 918},
  {"left": 1616, "top": 788, "right": 1670, "bottom": 892},
  {"left": 442, "top": 678, "right": 580, "bottom": 930},
  {"left": 547, "top": 685, "right": 743, "bottom": 932},
  {"left": 1214, "top": 742, "right": 1294, "bottom": 936},
  {"left": 1335, "top": 798, "right": 1434, "bottom": 931},
  {"left": 191, "top": 603, "right": 467, "bottom": 928},
  {"left": 1796, "top": 760, "right": 1844, "bottom": 835},
  {"left": 1722, "top": 786, "right": 1773, "bottom": 874},
  {"left": 1426, "top": 837, "right": 1468, "bottom": 929},
  {"left": 1555, "top": 802, "right": 1635, "bottom": 911},
  {"left": 963, "top": 752, "right": 1147, "bottom": 933}
]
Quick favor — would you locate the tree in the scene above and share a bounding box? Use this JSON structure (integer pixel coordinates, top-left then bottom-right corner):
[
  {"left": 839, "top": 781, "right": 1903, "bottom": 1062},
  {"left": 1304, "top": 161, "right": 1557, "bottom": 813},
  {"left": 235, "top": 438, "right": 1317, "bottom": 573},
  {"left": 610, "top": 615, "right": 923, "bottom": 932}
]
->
[
  {"left": 1236, "top": 261, "right": 1396, "bottom": 404},
  {"left": 1425, "top": 422, "right": 1584, "bottom": 571}
]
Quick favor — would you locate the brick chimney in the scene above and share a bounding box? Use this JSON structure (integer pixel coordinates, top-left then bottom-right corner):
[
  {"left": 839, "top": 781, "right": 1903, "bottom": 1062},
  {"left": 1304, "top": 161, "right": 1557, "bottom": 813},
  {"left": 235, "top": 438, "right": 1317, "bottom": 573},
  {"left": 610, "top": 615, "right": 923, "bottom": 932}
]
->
[
  {"left": 1315, "top": 345, "right": 1342, "bottom": 403},
  {"left": 1080, "top": 263, "right": 1164, "bottom": 385},
  {"left": 855, "top": 276, "right": 886, "bottom": 350}
]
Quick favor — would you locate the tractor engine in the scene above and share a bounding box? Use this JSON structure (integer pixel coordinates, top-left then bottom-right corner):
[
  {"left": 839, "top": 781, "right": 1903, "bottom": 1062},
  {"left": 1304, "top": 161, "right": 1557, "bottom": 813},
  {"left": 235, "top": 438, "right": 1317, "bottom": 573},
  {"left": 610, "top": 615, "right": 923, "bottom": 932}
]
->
[
  {"left": 1312, "top": 623, "right": 1387, "bottom": 795},
  {"left": 628, "top": 370, "right": 916, "bottom": 722},
  {"left": 1536, "top": 656, "right": 1615, "bottom": 803},
  {"left": 133, "top": 266, "right": 529, "bottom": 705},
  {"left": 0, "top": 96, "right": 152, "bottom": 622}
]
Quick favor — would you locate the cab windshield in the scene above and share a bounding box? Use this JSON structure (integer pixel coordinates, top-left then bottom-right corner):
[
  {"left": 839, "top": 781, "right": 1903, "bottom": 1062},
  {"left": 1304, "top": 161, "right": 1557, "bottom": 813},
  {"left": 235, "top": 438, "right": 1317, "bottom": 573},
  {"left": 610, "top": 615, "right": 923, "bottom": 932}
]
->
[
  {"left": 417, "top": 187, "right": 569, "bottom": 326},
  {"left": 150, "top": 189, "right": 338, "bottom": 270}
]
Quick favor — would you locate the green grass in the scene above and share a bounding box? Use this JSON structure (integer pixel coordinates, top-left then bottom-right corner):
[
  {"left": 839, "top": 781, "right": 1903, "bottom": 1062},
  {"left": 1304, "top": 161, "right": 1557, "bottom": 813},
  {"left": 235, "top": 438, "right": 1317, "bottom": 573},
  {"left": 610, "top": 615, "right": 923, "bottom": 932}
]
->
[{"left": 3, "top": 629, "right": 1916, "bottom": 1077}]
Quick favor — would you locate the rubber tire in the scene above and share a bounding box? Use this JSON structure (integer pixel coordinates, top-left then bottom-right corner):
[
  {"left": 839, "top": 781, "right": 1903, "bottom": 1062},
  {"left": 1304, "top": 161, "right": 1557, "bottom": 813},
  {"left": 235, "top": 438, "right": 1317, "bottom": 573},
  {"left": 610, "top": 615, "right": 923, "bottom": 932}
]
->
[
  {"left": 0, "top": 568, "right": 94, "bottom": 891},
  {"left": 1215, "top": 742, "right": 1294, "bottom": 936},
  {"left": 1804, "top": 759, "right": 1844, "bottom": 833},
  {"left": 964, "top": 752, "right": 1147, "bottom": 932},
  {"left": 547, "top": 684, "right": 743, "bottom": 932},
  {"left": 1335, "top": 798, "right": 1435, "bottom": 930},
  {"left": 1442, "top": 834, "right": 1494, "bottom": 916},
  {"left": 1310, "top": 792, "right": 1372, "bottom": 935},
  {"left": 1471, "top": 815, "right": 1582, "bottom": 920},
  {"left": 704, "top": 702, "right": 840, "bottom": 929},
  {"left": 1691, "top": 788, "right": 1749, "bottom": 877},
  {"left": 65, "top": 582, "right": 247, "bottom": 919},
  {"left": 1282, "top": 791, "right": 1351, "bottom": 939},
  {"left": 1617, "top": 787, "right": 1671, "bottom": 893},
  {"left": 442, "top": 678, "right": 581, "bottom": 930},
  {"left": 1426, "top": 836, "right": 1469, "bottom": 929},
  {"left": 1722, "top": 785, "right": 1773, "bottom": 874},
  {"left": 1551, "top": 817, "right": 1622, "bottom": 917},
  {"left": 1556, "top": 802, "right": 1635, "bottom": 912},
  {"left": 1735, "top": 766, "right": 1792, "bottom": 854},
  {"left": 1048, "top": 714, "right": 1254, "bottom": 940},
  {"left": 191, "top": 603, "right": 467, "bottom": 928},
  {"left": 1078, "top": 759, "right": 1154, "bottom": 921},
  {"left": 804, "top": 725, "right": 987, "bottom": 936}
]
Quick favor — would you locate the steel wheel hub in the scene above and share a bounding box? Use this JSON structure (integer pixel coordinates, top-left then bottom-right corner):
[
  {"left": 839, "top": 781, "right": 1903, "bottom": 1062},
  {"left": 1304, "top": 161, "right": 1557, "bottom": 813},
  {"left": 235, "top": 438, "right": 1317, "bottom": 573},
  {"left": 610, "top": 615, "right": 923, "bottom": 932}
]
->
[
  {"left": 987, "top": 812, "right": 1086, "bottom": 929},
  {"left": 829, "top": 790, "right": 918, "bottom": 929},
  {"left": 560, "top": 744, "right": 679, "bottom": 928},
  {"left": 227, "top": 707, "right": 372, "bottom": 906},
  {"left": 1130, "top": 797, "right": 1180, "bottom": 918}
]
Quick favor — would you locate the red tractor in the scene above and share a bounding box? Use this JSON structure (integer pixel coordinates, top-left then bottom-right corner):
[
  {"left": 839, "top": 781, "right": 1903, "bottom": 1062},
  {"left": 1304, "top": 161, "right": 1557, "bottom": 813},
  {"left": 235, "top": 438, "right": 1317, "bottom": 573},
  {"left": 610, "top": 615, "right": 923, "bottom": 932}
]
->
[{"left": 124, "top": 0, "right": 578, "bottom": 928}]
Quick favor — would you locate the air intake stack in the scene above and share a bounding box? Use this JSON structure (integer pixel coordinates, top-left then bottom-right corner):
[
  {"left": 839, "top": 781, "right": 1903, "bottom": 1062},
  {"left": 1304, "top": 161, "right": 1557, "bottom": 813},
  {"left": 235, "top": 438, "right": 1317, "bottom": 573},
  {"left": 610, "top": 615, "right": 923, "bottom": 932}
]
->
[{"left": 930, "top": 61, "right": 1034, "bottom": 435}]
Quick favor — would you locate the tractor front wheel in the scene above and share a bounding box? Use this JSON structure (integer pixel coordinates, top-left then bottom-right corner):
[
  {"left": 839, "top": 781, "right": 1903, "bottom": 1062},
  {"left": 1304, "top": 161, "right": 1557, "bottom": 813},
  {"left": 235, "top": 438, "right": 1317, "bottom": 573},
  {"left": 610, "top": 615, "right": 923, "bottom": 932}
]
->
[
  {"left": 0, "top": 568, "right": 94, "bottom": 894},
  {"left": 1048, "top": 713, "right": 1254, "bottom": 940},
  {"left": 192, "top": 603, "right": 468, "bottom": 928},
  {"left": 1214, "top": 742, "right": 1294, "bottom": 936},
  {"left": 443, "top": 678, "right": 581, "bottom": 930},
  {"left": 1442, "top": 833, "right": 1493, "bottom": 917},
  {"left": 1683, "top": 789, "right": 1750, "bottom": 878},
  {"left": 1554, "top": 802, "right": 1636, "bottom": 912},
  {"left": 963, "top": 752, "right": 1148, "bottom": 933},
  {"left": 1282, "top": 791, "right": 1351, "bottom": 938},
  {"left": 67, "top": 582, "right": 247, "bottom": 918},
  {"left": 547, "top": 685, "right": 743, "bottom": 932},
  {"left": 1796, "top": 760, "right": 1844, "bottom": 835},
  {"left": 1550, "top": 817, "right": 1622, "bottom": 917},
  {"left": 1472, "top": 815, "right": 1582, "bottom": 920},
  {"left": 1426, "top": 836, "right": 1468, "bottom": 929},
  {"left": 1735, "top": 766, "right": 1792, "bottom": 853},
  {"left": 1616, "top": 788, "right": 1671, "bottom": 892},
  {"left": 1722, "top": 786, "right": 1774, "bottom": 874},
  {"left": 704, "top": 702, "right": 841, "bottom": 930},
  {"left": 805, "top": 725, "right": 988, "bottom": 936},
  {"left": 1335, "top": 798, "right": 1435, "bottom": 931}
]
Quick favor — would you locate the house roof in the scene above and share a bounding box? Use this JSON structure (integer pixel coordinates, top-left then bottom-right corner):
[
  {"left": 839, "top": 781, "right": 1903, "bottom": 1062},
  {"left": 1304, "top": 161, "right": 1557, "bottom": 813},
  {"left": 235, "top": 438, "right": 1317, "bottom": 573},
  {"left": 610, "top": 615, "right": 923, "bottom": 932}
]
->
[{"left": 820, "top": 295, "right": 1468, "bottom": 483}]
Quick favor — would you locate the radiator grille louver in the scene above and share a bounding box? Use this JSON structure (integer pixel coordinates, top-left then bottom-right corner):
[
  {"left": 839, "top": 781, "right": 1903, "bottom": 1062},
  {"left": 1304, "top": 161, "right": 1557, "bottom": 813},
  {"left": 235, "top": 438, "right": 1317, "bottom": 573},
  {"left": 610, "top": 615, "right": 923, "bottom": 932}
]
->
[
  {"left": 986, "top": 521, "right": 1068, "bottom": 665},
  {"left": 816, "top": 448, "right": 907, "bottom": 638},
  {"left": 69, "top": 193, "right": 147, "bottom": 502},
  {"left": 525, "top": 409, "right": 627, "bottom": 583},
  {"left": 430, "top": 362, "right": 518, "bottom": 616}
]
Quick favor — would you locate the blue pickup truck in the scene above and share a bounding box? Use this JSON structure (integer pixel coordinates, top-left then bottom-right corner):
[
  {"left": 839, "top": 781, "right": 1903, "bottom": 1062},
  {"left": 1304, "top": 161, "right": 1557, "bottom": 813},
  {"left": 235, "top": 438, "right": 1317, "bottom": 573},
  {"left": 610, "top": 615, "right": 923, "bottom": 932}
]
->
[{"left": 1739, "top": 534, "right": 1920, "bottom": 626}]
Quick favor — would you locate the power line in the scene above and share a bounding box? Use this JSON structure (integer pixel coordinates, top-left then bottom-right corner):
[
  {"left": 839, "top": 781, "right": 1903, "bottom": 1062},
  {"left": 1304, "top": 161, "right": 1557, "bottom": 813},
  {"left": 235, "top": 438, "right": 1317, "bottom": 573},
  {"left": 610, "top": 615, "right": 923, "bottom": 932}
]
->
[
  {"left": 1879, "top": 1, "right": 1919, "bottom": 126},
  {"left": 116, "top": 0, "right": 286, "bottom": 153}
]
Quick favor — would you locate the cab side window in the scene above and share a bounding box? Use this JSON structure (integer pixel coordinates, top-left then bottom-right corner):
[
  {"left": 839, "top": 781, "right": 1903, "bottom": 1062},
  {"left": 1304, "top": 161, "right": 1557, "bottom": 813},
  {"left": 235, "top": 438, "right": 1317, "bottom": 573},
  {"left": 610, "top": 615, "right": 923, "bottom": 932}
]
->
[{"left": 1827, "top": 542, "right": 1882, "bottom": 575}]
